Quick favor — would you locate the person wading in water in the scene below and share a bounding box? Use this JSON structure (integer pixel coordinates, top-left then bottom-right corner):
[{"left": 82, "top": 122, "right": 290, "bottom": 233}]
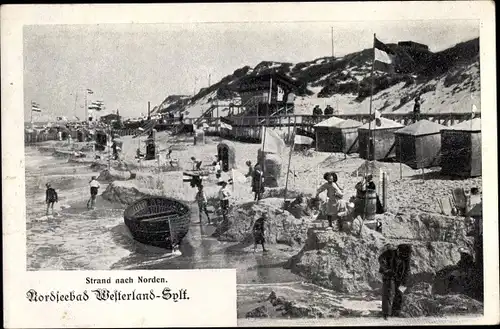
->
[
  {"left": 45, "top": 183, "right": 58, "bottom": 215},
  {"left": 253, "top": 214, "right": 268, "bottom": 252},
  {"left": 378, "top": 243, "right": 413, "bottom": 320},
  {"left": 87, "top": 176, "right": 101, "bottom": 210},
  {"left": 315, "top": 172, "right": 344, "bottom": 230}
]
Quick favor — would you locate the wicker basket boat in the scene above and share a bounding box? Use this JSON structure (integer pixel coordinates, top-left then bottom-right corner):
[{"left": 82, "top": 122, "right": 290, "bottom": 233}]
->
[{"left": 124, "top": 196, "right": 191, "bottom": 249}]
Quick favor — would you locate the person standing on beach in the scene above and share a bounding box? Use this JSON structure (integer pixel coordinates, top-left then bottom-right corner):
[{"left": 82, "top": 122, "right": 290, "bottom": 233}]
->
[
  {"left": 378, "top": 243, "right": 413, "bottom": 319},
  {"left": 315, "top": 172, "right": 344, "bottom": 230},
  {"left": 253, "top": 214, "right": 268, "bottom": 252},
  {"left": 87, "top": 176, "right": 101, "bottom": 210},
  {"left": 214, "top": 159, "right": 222, "bottom": 179},
  {"left": 218, "top": 181, "right": 231, "bottom": 223},
  {"left": 355, "top": 174, "right": 384, "bottom": 216},
  {"left": 45, "top": 183, "right": 58, "bottom": 215},
  {"left": 195, "top": 184, "right": 211, "bottom": 224},
  {"left": 252, "top": 164, "right": 265, "bottom": 201},
  {"left": 413, "top": 94, "right": 421, "bottom": 123},
  {"left": 191, "top": 156, "right": 202, "bottom": 171}
]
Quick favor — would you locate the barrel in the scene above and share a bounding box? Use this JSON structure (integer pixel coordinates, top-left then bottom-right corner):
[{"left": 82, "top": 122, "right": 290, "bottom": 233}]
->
[{"left": 364, "top": 189, "right": 377, "bottom": 221}]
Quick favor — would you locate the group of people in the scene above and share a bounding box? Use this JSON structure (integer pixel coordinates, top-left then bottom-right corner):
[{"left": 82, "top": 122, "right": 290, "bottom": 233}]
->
[
  {"left": 313, "top": 171, "right": 384, "bottom": 233},
  {"left": 312, "top": 104, "right": 336, "bottom": 117},
  {"left": 193, "top": 155, "right": 232, "bottom": 225},
  {"left": 44, "top": 176, "right": 101, "bottom": 216}
]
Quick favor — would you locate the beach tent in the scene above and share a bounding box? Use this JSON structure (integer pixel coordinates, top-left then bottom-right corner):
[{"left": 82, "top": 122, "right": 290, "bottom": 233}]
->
[
  {"left": 217, "top": 141, "right": 236, "bottom": 172},
  {"left": 314, "top": 116, "right": 345, "bottom": 152},
  {"left": 358, "top": 118, "right": 404, "bottom": 160},
  {"left": 394, "top": 119, "right": 445, "bottom": 169},
  {"left": 440, "top": 118, "right": 481, "bottom": 177},
  {"left": 316, "top": 118, "right": 363, "bottom": 154}
]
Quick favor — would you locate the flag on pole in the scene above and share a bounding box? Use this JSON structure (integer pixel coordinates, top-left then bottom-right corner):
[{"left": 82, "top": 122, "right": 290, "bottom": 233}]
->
[
  {"left": 262, "top": 128, "right": 285, "bottom": 155},
  {"left": 88, "top": 101, "right": 104, "bottom": 111},
  {"left": 31, "top": 101, "right": 41, "bottom": 112},
  {"left": 277, "top": 85, "right": 285, "bottom": 102},
  {"left": 374, "top": 37, "right": 396, "bottom": 72},
  {"left": 86, "top": 89, "right": 94, "bottom": 94},
  {"left": 220, "top": 117, "right": 233, "bottom": 131},
  {"left": 294, "top": 128, "right": 315, "bottom": 145}
]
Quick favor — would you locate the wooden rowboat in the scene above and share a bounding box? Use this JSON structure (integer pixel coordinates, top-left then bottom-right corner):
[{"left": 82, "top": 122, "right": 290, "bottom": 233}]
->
[{"left": 124, "top": 197, "right": 191, "bottom": 249}]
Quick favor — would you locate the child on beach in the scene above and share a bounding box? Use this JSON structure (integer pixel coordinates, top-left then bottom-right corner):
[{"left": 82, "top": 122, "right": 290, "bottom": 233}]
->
[
  {"left": 195, "top": 184, "right": 211, "bottom": 224},
  {"left": 253, "top": 214, "right": 268, "bottom": 253},
  {"left": 87, "top": 176, "right": 101, "bottom": 210},
  {"left": 218, "top": 181, "right": 231, "bottom": 222},
  {"left": 45, "top": 183, "right": 58, "bottom": 215},
  {"left": 315, "top": 172, "right": 344, "bottom": 230}
]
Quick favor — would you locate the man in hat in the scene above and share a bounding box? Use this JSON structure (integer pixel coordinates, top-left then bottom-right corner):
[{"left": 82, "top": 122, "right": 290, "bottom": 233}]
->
[
  {"left": 253, "top": 213, "right": 268, "bottom": 252},
  {"left": 378, "top": 243, "right": 413, "bottom": 319},
  {"left": 312, "top": 105, "right": 323, "bottom": 117},
  {"left": 45, "top": 183, "right": 58, "bottom": 215},
  {"left": 324, "top": 105, "right": 334, "bottom": 116}
]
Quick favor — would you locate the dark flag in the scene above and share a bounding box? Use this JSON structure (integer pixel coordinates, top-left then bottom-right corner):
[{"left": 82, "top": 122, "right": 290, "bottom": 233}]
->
[{"left": 374, "top": 37, "right": 396, "bottom": 73}]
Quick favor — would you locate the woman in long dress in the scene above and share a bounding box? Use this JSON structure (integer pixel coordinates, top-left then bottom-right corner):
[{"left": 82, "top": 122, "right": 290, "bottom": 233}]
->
[{"left": 315, "top": 172, "right": 344, "bottom": 230}]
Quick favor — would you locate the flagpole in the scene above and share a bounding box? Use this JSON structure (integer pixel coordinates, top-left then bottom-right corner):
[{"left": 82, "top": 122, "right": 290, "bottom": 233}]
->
[
  {"left": 30, "top": 100, "right": 33, "bottom": 125},
  {"left": 73, "top": 92, "right": 78, "bottom": 120},
  {"left": 283, "top": 126, "right": 296, "bottom": 204},
  {"left": 85, "top": 91, "right": 88, "bottom": 123},
  {"left": 368, "top": 33, "right": 376, "bottom": 161}
]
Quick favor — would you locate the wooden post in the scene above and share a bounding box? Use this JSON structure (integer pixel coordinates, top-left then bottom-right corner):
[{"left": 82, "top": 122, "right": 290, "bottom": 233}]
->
[
  {"left": 284, "top": 127, "right": 296, "bottom": 203},
  {"left": 399, "top": 135, "right": 403, "bottom": 180},
  {"left": 382, "top": 171, "right": 387, "bottom": 210},
  {"left": 288, "top": 115, "right": 291, "bottom": 140}
]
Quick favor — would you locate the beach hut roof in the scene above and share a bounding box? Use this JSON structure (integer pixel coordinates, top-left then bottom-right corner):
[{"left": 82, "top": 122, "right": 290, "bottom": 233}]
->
[
  {"left": 395, "top": 119, "right": 445, "bottom": 136},
  {"left": 443, "top": 118, "right": 481, "bottom": 132},
  {"left": 359, "top": 117, "right": 404, "bottom": 130},
  {"left": 332, "top": 118, "right": 363, "bottom": 129},
  {"left": 314, "top": 116, "right": 345, "bottom": 127}
]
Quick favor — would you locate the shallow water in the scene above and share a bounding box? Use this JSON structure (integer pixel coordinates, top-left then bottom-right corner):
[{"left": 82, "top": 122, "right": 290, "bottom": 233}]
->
[{"left": 25, "top": 146, "right": 302, "bottom": 285}]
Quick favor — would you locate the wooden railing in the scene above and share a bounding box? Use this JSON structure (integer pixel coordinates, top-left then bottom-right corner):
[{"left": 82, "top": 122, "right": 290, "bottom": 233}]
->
[
  {"left": 25, "top": 112, "right": 477, "bottom": 144},
  {"left": 203, "top": 112, "right": 480, "bottom": 132}
]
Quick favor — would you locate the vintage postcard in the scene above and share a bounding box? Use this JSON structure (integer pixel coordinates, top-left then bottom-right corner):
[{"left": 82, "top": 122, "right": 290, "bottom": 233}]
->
[{"left": 2, "top": 2, "right": 498, "bottom": 327}]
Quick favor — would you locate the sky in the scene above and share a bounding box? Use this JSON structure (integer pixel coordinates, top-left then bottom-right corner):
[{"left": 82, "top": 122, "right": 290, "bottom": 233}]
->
[{"left": 24, "top": 20, "right": 479, "bottom": 121}]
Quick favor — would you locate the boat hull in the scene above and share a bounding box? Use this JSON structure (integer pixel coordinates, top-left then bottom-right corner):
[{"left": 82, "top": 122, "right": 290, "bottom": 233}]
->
[{"left": 124, "top": 197, "right": 191, "bottom": 249}]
